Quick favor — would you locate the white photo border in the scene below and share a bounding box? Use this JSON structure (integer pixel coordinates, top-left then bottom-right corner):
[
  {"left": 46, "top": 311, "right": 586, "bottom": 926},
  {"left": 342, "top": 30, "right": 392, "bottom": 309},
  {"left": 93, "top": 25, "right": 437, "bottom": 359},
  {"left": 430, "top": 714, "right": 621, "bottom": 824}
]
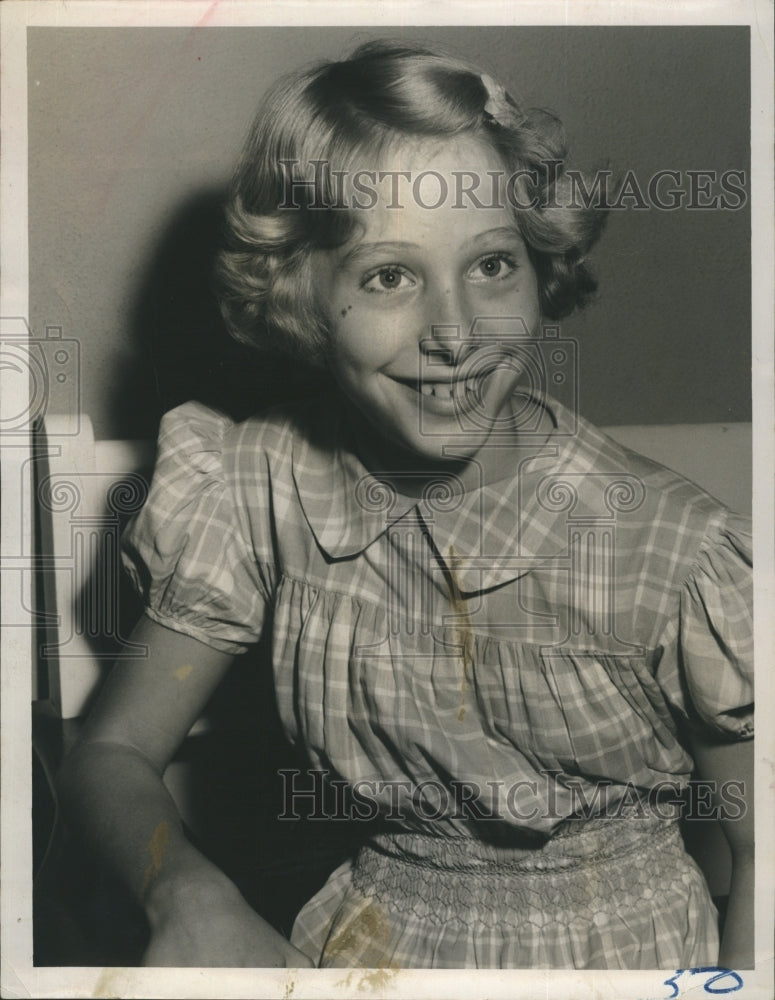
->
[{"left": 1, "top": 1, "right": 772, "bottom": 998}]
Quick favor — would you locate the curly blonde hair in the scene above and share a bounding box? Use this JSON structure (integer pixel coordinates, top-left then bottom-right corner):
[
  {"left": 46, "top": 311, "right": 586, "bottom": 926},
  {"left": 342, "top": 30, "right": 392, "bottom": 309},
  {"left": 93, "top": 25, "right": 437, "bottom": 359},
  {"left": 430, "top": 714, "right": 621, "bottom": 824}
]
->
[{"left": 216, "top": 40, "right": 607, "bottom": 365}]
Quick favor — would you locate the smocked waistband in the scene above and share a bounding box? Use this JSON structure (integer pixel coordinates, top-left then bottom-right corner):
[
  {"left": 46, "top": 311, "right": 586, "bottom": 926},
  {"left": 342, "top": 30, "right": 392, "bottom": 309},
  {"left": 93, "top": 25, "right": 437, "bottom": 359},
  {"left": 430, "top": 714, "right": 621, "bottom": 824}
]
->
[{"left": 350, "top": 819, "right": 697, "bottom": 928}]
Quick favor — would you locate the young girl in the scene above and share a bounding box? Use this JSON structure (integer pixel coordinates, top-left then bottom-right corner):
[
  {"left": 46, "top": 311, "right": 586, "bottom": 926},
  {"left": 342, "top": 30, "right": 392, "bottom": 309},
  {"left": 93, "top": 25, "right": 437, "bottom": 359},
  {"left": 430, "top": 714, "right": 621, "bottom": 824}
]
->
[{"left": 58, "top": 40, "right": 754, "bottom": 971}]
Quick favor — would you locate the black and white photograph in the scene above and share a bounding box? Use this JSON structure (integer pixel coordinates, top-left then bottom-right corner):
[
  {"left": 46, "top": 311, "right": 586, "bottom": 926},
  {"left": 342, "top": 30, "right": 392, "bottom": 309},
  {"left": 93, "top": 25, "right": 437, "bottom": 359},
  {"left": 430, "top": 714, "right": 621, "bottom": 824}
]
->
[{"left": 1, "top": 2, "right": 772, "bottom": 998}]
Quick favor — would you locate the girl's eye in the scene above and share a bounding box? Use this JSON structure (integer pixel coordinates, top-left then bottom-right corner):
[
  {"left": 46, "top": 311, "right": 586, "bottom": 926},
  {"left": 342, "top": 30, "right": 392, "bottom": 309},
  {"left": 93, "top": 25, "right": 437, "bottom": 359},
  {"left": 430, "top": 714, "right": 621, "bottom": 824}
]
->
[
  {"left": 470, "top": 253, "right": 518, "bottom": 281},
  {"left": 361, "top": 266, "right": 415, "bottom": 293}
]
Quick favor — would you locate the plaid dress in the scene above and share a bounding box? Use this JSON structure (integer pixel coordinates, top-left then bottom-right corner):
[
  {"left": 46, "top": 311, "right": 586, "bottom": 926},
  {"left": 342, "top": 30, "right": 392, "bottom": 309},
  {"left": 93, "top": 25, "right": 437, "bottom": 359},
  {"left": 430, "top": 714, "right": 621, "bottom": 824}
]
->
[{"left": 122, "top": 392, "right": 753, "bottom": 969}]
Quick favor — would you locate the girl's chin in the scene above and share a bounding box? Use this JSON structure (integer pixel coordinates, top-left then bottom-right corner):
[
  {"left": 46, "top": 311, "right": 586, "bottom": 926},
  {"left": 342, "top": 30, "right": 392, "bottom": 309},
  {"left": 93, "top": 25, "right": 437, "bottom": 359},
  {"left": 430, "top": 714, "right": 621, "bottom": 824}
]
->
[
  {"left": 345, "top": 400, "right": 495, "bottom": 475},
  {"left": 367, "top": 426, "right": 489, "bottom": 475}
]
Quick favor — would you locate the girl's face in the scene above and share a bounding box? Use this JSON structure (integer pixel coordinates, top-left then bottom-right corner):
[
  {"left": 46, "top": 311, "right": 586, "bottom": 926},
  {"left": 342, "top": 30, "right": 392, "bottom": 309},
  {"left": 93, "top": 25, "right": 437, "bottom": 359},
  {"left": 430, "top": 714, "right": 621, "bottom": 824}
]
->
[{"left": 312, "top": 135, "right": 542, "bottom": 474}]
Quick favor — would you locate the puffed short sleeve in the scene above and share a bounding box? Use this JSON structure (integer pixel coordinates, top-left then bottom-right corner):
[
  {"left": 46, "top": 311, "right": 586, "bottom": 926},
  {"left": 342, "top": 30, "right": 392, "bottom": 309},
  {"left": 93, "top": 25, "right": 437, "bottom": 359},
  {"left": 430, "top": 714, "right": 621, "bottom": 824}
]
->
[
  {"left": 656, "top": 510, "right": 753, "bottom": 740},
  {"left": 121, "top": 402, "right": 272, "bottom": 654}
]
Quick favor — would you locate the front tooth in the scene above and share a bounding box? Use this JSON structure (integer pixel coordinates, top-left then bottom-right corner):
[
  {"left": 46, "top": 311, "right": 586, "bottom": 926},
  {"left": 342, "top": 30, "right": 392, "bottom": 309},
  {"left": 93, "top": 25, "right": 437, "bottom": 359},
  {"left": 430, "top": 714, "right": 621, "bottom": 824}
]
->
[{"left": 420, "top": 383, "right": 458, "bottom": 397}]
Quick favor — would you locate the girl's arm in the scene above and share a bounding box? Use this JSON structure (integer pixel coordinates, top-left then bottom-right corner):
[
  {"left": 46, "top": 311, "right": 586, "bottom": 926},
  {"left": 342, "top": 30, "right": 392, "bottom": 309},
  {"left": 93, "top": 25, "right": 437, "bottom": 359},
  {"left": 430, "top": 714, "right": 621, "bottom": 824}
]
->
[
  {"left": 56, "top": 614, "right": 313, "bottom": 968},
  {"left": 688, "top": 730, "right": 755, "bottom": 970}
]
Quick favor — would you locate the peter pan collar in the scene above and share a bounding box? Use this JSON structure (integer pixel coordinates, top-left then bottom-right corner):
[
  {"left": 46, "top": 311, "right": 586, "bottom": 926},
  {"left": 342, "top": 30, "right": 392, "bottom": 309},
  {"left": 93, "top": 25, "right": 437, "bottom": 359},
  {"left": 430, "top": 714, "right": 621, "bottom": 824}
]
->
[{"left": 291, "top": 393, "right": 636, "bottom": 595}]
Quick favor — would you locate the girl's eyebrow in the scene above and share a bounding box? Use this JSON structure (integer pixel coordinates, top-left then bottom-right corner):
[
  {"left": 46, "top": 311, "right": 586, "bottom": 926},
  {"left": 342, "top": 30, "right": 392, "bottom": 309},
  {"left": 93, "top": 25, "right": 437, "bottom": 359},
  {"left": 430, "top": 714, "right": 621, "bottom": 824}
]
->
[
  {"left": 342, "top": 240, "right": 421, "bottom": 264},
  {"left": 469, "top": 226, "right": 525, "bottom": 247},
  {"left": 342, "top": 228, "right": 524, "bottom": 265}
]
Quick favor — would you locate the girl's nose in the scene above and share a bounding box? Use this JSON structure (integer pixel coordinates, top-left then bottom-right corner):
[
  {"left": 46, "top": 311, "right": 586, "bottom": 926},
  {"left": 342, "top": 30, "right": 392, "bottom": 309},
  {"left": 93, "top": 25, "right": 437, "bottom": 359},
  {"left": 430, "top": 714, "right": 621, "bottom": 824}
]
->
[{"left": 419, "top": 286, "right": 475, "bottom": 367}]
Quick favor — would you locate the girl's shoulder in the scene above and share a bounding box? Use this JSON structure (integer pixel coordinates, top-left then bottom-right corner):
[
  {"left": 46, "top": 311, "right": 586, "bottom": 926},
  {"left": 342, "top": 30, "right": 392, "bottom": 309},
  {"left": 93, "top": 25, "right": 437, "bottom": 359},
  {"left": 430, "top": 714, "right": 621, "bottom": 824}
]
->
[
  {"left": 158, "top": 392, "right": 342, "bottom": 476},
  {"left": 569, "top": 406, "right": 743, "bottom": 510},
  {"left": 558, "top": 406, "right": 751, "bottom": 567}
]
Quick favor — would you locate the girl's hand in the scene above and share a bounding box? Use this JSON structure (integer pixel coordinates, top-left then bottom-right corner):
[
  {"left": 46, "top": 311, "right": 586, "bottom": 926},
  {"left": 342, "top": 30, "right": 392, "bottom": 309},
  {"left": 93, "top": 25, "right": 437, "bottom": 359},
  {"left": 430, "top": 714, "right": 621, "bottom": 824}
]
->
[{"left": 143, "top": 876, "right": 315, "bottom": 968}]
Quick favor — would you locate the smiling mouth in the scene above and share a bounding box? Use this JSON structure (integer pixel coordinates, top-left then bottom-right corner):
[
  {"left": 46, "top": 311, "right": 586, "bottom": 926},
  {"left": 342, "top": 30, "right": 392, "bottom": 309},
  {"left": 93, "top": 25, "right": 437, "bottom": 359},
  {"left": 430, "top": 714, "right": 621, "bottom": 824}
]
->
[{"left": 393, "top": 374, "right": 489, "bottom": 399}]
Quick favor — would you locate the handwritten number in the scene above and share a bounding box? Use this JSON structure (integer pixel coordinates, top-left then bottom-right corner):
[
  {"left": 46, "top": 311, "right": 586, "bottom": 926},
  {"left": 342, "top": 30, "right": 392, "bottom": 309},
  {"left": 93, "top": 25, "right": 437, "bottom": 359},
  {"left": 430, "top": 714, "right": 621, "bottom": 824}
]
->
[
  {"left": 664, "top": 970, "right": 684, "bottom": 998},
  {"left": 692, "top": 967, "right": 744, "bottom": 995},
  {"left": 664, "top": 967, "right": 743, "bottom": 997}
]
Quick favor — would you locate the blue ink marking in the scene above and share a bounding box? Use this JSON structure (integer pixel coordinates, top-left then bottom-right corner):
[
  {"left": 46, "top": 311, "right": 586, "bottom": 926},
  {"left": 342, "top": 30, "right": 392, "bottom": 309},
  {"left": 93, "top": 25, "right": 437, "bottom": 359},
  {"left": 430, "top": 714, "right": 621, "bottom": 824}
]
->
[
  {"left": 664, "top": 969, "right": 684, "bottom": 998},
  {"left": 692, "top": 967, "right": 744, "bottom": 994},
  {"left": 663, "top": 968, "right": 744, "bottom": 997}
]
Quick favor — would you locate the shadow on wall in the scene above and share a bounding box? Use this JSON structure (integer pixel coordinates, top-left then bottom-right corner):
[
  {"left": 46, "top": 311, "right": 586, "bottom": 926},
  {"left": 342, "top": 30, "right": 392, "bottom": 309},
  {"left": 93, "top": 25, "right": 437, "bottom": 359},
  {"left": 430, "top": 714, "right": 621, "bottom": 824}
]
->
[{"left": 115, "top": 187, "right": 331, "bottom": 438}]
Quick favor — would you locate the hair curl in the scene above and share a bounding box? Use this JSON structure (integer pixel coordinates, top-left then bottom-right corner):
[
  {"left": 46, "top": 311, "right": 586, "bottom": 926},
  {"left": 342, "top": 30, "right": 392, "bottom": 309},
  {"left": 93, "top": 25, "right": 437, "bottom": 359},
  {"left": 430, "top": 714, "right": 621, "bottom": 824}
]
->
[{"left": 216, "top": 40, "right": 607, "bottom": 365}]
